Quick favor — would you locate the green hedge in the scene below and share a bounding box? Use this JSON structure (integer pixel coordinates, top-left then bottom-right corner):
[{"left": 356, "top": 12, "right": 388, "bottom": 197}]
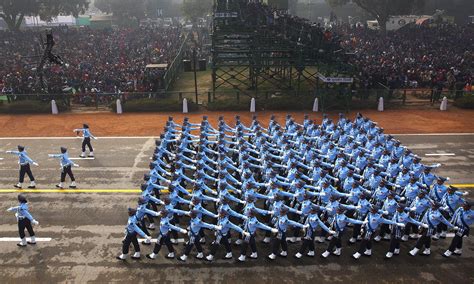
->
[
  {"left": 207, "top": 100, "right": 250, "bottom": 111},
  {"left": 0, "top": 100, "right": 69, "bottom": 114},
  {"left": 111, "top": 98, "right": 198, "bottom": 112},
  {"left": 262, "top": 96, "right": 314, "bottom": 110},
  {"left": 454, "top": 96, "right": 474, "bottom": 109}
]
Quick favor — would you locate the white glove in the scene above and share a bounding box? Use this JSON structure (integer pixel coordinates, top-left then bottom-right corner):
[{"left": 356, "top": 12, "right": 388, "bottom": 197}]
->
[
  {"left": 74, "top": 164, "right": 80, "bottom": 167},
  {"left": 5, "top": 150, "right": 12, "bottom": 153},
  {"left": 145, "top": 235, "right": 152, "bottom": 241},
  {"left": 453, "top": 226, "right": 459, "bottom": 231},
  {"left": 215, "top": 225, "right": 222, "bottom": 231},
  {"left": 271, "top": 228, "right": 278, "bottom": 234},
  {"left": 463, "top": 191, "right": 469, "bottom": 196},
  {"left": 409, "top": 208, "right": 416, "bottom": 212},
  {"left": 400, "top": 197, "right": 406, "bottom": 202},
  {"left": 362, "top": 220, "right": 368, "bottom": 224},
  {"left": 31, "top": 220, "right": 39, "bottom": 226},
  {"left": 320, "top": 192, "right": 326, "bottom": 196},
  {"left": 181, "top": 229, "right": 188, "bottom": 234},
  {"left": 422, "top": 224, "right": 429, "bottom": 229},
  {"left": 329, "top": 230, "right": 336, "bottom": 235},
  {"left": 93, "top": 137, "right": 98, "bottom": 140},
  {"left": 382, "top": 211, "right": 389, "bottom": 215},
  {"left": 243, "top": 231, "right": 250, "bottom": 237},
  {"left": 303, "top": 224, "right": 310, "bottom": 229},
  {"left": 296, "top": 211, "right": 303, "bottom": 215},
  {"left": 33, "top": 162, "right": 39, "bottom": 166},
  {"left": 356, "top": 205, "right": 362, "bottom": 209},
  {"left": 397, "top": 223, "right": 405, "bottom": 228}
]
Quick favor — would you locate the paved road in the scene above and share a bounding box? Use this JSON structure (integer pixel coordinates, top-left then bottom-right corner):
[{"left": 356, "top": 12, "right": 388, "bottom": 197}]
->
[
  {"left": 0, "top": 135, "right": 472, "bottom": 283},
  {"left": 395, "top": 134, "right": 474, "bottom": 184},
  {"left": 0, "top": 137, "right": 153, "bottom": 189},
  {"left": 0, "top": 134, "right": 472, "bottom": 189}
]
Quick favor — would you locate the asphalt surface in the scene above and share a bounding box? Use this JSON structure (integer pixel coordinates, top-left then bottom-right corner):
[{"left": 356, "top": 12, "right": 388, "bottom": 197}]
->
[{"left": 0, "top": 134, "right": 473, "bottom": 283}]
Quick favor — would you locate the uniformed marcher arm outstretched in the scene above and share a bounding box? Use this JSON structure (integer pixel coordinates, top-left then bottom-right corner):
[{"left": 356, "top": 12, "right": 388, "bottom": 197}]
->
[
  {"left": 74, "top": 124, "right": 97, "bottom": 158},
  {"left": 6, "top": 194, "right": 39, "bottom": 247},
  {"left": 49, "top": 147, "right": 79, "bottom": 189},
  {"left": 6, "top": 145, "right": 39, "bottom": 189}
]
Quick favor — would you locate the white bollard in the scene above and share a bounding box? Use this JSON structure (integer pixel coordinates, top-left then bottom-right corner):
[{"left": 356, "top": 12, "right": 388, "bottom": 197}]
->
[
  {"left": 312, "top": 98, "right": 319, "bottom": 112},
  {"left": 183, "top": 98, "right": 188, "bottom": 113},
  {"left": 116, "top": 99, "right": 122, "bottom": 114},
  {"left": 51, "top": 100, "right": 58, "bottom": 115},
  {"left": 250, "top": 97, "right": 256, "bottom": 113},
  {"left": 377, "top": 97, "right": 384, "bottom": 112},
  {"left": 440, "top": 96, "right": 447, "bottom": 111}
]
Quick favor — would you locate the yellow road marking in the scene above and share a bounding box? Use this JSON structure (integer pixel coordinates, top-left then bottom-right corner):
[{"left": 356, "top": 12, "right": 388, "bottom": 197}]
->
[{"left": 0, "top": 184, "right": 472, "bottom": 193}]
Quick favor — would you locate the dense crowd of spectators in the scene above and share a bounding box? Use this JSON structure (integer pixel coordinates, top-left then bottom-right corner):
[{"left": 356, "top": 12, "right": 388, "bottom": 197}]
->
[
  {"left": 336, "top": 23, "right": 473, "bottom": 90},
  {"left": 1, "top": 9, "right": 473, "bottom": 95},
  {"left": 0, "top": 24, "right": 185, "bottom": 94}
]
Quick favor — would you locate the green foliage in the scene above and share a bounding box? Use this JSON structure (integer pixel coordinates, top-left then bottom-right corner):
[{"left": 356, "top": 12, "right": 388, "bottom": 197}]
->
[
  {"left": 207, "top": 100, "right": 250, "bottom": 111},
  {"left": 454, "top": 95, "right": 474, "bottom": 109},
  {"left": 0, "top": 100, "right": 69, "bottom": 114},
  {"left": 182, "top": 0, "right": 212, "bottom": 23},
  {"left": 95, "top": 0, "right": 145, "bottom": 21},
  {"left": 0, "top": 0, "right": 89, "bottom": 31},
  {"left": 110, "top": 98, "right": 198, "bottom": 112},
  {"left": 325, "top": 0, "right": 426, "bottom": 30},
  {"left": 262, "top": 96, "right": 315, "bottom": 111}
]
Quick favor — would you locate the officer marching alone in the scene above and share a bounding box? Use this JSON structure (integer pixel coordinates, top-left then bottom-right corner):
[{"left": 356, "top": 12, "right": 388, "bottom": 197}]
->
[
  {"left": 74, "top": 124, "right": 97, "bottom": 158},
  {"left": 6, "top": 194, "right": 39, "bottom": 247},
  {"left": 5, "top": 145, "right": 39, "bottom": 189},
  {"left": 48, "top": 147, "right": 79, "bottom": 189}
]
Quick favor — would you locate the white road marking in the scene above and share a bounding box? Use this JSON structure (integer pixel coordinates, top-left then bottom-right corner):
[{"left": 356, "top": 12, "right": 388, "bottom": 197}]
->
[
  {"left": 138, "top": 237, "right": 305, "bottom": 243},
  {"left": 0, "top": 158, "right": 3, "bottom": 160},
  {"left": 0, "top": 133, "right": 472, "bottom": 140},
  {"left": 69, "top": 157, "right": 96, "bottom": 160},
  {"left": 0, "top": 136, "right": 156, "bottom": 140},
  {"left": 0, "top": 237, "right": 52, "bottom": 242},
  {"left": 138, "top": 238, "right": 186, "bottom": 243},
  {"left": 393, "top": 133, "right": 474, "bottom": 136},
  {"left": 425, "top": 153, "right": 456, "bottom": 156}
]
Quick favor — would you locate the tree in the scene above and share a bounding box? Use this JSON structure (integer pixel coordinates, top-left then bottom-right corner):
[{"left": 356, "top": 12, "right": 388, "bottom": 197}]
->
[
  {"left": 182, "top": 0, "right": 212, "bottom": 24},
  {"left": 326, "top": 0, "right": 425, "bottom": 32},
  {"left": 95, "top": 0, "right": 149, "bottom": 23},
  {"left": 0, "top": 0, "right": 89, "bottom": 31}
]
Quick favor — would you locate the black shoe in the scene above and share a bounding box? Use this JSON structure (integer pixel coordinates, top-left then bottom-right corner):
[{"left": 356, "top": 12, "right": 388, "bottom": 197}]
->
[
  {"left": 116, "top": 256, "right": 126, "bottom": 261},
  {"left": 14, "top": 184, "right": 22, "bottom": 189},
  {"left": 69, "top": 185, "right": 77, "bottom": 189},
  {"left": 27, "top": 186, "right": 36, "bottom": 189},
  {"left": 131, "top": 255, "right": 141, "bottom": 260},
  {"left": 17, "top": 243, "right": 27, "bottom": 247},
  {"left": 141, "top": 241, "right": 151, "bottom": 245},
  {"left": 27, "top": 241, "right": 36, "bottom": 245}
]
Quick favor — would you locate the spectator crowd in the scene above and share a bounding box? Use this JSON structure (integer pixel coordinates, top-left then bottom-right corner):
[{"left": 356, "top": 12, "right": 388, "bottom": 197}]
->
[
  {"left": 0, "top": 24, "right": 185, "bottom": 94},
  {"left": 336, "top": 23, "right": 473, "bottom": 90}
]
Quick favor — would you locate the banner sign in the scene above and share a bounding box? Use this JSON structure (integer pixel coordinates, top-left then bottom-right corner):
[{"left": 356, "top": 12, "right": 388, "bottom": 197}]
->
[{"left": 318, "top": 73, "right": 353, "bottom": 84}]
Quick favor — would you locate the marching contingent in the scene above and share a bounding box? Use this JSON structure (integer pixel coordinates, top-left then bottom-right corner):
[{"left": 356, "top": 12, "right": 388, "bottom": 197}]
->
[{"left": 116, "top": 113, "right": 474, "bottom": 262}]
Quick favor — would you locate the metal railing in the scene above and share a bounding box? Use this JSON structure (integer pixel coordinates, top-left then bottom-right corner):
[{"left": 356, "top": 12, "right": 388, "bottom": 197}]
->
[
  {"left": 0, "top": 88, "right": 471, "bottom": 113},
  {"left": 162, "top": 33, "right": 190, "bottom": 91}
]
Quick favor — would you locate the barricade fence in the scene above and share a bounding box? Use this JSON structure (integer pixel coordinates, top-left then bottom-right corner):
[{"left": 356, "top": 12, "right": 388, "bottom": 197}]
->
[{"left": 0, "top": 88, "right": 471, "bottom": 113}]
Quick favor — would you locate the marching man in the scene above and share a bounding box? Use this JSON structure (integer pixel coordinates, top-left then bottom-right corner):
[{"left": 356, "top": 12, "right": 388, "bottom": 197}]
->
[
  {"left": 5, "top": 145, "right": 39, "bottom": 189},
  {"left": 48, "top": 147, "right": 79, "bottom": 189},
  {"left": 6, "top": 194, "right": 39, "bottom": 247},
  {"left": 117, "top": 208, "right": 152, "bottom": 260},
  {"left": 443, "top": 200, "right": 473, "bottom": 257},
  {"left": 74, "top": 124, "right": 97, "bottom": 158}
]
